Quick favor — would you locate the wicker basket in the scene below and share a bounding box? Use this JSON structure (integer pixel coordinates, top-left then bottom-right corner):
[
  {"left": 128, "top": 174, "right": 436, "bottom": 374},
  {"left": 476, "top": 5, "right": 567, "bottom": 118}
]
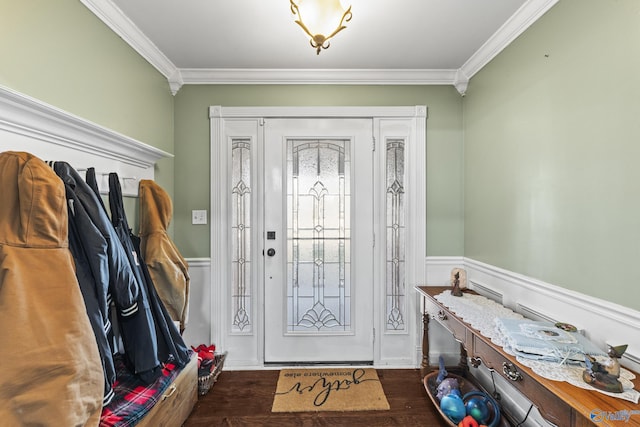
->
[
  {"left": 423, "top": 371, "right": 510, "bottom": 427},
  {"left": 197, "top": 351, "right": 227, "bottom": 396}
]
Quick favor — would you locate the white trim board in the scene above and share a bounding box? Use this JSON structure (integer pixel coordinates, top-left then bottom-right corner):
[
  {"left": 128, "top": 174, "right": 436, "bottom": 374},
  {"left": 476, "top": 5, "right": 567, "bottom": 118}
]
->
[
  {"left": 209, "top": 105, "right": 427, "bottom": 119},
  {"left": 0, "top": 85, "right": 172, "bottom": 196},
  {"left": 425, "top": 256, "right": 640, "bottom": 372}
]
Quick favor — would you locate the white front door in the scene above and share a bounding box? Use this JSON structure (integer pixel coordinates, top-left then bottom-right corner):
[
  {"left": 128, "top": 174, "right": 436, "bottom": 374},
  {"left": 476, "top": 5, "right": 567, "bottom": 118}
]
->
[
  {"left": 211, "top": 106, "right": 426, "bottom": 369},
  {"left": 263, "top": 118, "right": 374, "bottom": 363}
]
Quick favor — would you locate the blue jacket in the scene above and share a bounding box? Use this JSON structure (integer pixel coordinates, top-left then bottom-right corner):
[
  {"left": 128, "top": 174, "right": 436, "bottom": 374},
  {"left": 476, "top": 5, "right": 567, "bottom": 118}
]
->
[
  {"left": 52, "top": 162, "right": 164, "bottom": 383},
  {"left": 108, "top": 173, "right": 190, "bottom": 376},
  {"left": 64, "top": 188, "right": 116, "bottom": 405}
]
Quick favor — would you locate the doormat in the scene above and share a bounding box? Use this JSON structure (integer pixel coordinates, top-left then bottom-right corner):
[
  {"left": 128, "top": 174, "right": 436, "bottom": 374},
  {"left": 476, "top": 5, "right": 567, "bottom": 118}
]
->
[{"left": 271, "top": 368, "right": 390, "bottom": 412}]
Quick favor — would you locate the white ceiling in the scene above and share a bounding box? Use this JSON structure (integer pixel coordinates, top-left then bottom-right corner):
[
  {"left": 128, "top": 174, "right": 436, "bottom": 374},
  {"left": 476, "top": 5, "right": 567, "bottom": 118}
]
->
[{"left": 81, "top": 0, "right": 558, "bottom": 94}]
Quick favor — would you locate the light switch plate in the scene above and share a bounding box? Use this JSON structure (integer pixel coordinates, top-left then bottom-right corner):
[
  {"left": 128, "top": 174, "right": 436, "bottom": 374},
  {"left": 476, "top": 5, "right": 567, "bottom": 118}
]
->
[{"left": 192, "top": 209, "right": 207, "bottom": 225}]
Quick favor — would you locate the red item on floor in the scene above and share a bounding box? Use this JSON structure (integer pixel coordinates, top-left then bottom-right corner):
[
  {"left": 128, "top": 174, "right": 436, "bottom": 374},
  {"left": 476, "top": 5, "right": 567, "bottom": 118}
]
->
[{"left": 191, "top": 344, "right": 216, "bottom": 370}]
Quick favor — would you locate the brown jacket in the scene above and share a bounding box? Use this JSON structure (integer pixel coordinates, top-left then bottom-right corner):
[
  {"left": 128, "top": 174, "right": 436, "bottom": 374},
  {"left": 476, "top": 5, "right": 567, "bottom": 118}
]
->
[
  {"left": 0, "top": 151, "right": 103, "bottom": 426},
  {"left": 139, "top": 179, "right": 190, "bottom": 333}
]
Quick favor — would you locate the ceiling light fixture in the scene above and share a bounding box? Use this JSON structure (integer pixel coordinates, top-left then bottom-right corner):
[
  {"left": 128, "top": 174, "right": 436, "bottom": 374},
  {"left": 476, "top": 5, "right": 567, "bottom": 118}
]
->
[{"left": 290, "top": 0, "right": 352, "bottom": 55}]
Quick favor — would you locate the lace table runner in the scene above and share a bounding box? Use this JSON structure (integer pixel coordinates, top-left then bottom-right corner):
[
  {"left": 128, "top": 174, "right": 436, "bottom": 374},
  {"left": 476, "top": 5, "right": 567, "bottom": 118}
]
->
[
  {"left": 434, "top": 291, "right": 639, "bottom": 403},
  {"left": 516, "top": 357, "right": 639, "bottom": 403},
  {"left": 434, "top": 291, "right": 523, "bottom": 347}
]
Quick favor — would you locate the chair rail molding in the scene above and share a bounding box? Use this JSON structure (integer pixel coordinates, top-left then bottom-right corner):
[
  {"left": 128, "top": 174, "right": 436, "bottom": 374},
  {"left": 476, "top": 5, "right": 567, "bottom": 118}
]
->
[{"left": 425, "top": 256, "right": 640, "bottom": 372}]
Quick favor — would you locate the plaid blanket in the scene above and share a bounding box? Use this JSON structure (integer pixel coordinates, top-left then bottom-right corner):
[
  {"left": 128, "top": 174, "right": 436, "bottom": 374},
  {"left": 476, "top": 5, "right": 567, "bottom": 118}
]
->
[{"left": 99, "top": 354, "right": 181, "bottom": 427}]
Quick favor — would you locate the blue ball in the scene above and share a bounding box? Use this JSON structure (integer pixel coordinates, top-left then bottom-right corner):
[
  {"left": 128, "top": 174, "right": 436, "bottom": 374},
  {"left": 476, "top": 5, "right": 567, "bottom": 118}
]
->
[
  {"left": 440, "top": 393, "right": 466, "bottom": 424},
  {"left": 465, "top": 396, "right": 490, "bottom": 423}
]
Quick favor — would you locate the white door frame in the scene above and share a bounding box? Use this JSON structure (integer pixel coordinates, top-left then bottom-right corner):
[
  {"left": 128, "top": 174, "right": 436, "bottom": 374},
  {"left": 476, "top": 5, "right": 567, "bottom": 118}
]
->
[{"left": 209, "top": 106, "right": 427, "bottom": 369}]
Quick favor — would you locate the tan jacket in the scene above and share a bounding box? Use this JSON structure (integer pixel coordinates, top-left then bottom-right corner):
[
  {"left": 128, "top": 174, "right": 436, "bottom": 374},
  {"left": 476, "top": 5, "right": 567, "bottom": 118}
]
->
[
  {"left": 139, "top": 179, "right": 190, "bottom": 333},
  {"left": 0, "top": 151, "right": 103, "bottom": 426}
]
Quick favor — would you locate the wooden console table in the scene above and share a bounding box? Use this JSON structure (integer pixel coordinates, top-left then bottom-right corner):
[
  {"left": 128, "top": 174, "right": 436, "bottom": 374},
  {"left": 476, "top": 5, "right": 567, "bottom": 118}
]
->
[{"left": 416, "top": 286, "right": 640, "bottom": 427}]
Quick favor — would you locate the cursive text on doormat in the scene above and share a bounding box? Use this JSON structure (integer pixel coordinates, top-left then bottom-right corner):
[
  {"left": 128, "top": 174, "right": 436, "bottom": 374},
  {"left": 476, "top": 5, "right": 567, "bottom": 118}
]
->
[{"left": 271, "top": 368, "right": 390, "bottom": 412}]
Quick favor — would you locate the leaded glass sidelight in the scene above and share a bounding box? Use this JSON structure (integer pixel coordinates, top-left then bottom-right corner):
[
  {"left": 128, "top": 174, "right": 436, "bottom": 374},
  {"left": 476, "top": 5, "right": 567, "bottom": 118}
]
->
[
  {"left": 231, "top": 139, "right": 252, "bottom": 333},
  {"left": 286, "top": 139, "right": 351, "bottom": 333},
  {"left": 386, "top": 139, "right": 406, "bottom": 331}
]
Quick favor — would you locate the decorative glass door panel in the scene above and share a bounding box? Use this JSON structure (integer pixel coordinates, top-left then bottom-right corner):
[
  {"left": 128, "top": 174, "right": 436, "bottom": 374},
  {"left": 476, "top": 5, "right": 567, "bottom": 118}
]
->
[
  {"left": 385, "top": 139, "right": 406, "bottom": 331},
  {"left": 231, "top": 139, "right": 252, "bottom": 333},
  {"left": 264, "top": 118, "right": 373, "bottom": 363},
  {"left": 287, "top": 139, "right": 351, "bottom": 333}
]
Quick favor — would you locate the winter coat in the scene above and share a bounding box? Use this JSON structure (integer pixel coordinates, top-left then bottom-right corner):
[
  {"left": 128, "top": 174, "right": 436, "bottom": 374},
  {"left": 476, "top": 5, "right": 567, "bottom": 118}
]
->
[
  {"left": 52, "top": 162, "right": 140, "bottom": 317},
  {"left": 108, "top": 174, "right": 190, "bottom": 373},
  {"left": 0, "top": 151, "right": 103, "bottom": 426},
  {"left": 139, "top": 179, "right": 190, "bottom": 333},
  {"left": 52, "top": 163, "right": 116, "bottom": 405},
  {"left": 51, "top": 162, "right": 163, "bottom": 383}
]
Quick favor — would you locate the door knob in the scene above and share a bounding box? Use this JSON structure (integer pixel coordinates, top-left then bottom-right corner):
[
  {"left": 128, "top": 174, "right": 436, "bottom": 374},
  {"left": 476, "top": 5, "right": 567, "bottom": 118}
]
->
[{"left": 266, "top": 248, "right": 276, "bottom": 257}]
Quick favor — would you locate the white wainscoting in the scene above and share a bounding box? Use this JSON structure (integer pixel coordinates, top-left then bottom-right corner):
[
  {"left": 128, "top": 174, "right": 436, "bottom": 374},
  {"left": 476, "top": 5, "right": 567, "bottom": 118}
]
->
[
  {"left": 186, "top": 256, "right": 639, "bottom": 374},
  {"left": 425, "top": 256, "right": 640, "bottom": 426},
  {"left": 182, "top": 258, "right": 212, "bottom": 349},
  {"left": 420, "top": 257, "right": 467, "bottom": 365},
  {"left": 424, "top": 256, "right": 640, "bottom": 373}
]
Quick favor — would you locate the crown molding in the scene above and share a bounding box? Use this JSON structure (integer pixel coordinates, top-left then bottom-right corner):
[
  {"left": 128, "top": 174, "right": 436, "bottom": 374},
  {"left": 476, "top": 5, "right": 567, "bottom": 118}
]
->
[
  {"left": 460, "top": 0, "right": 559, "bottom": 79},
  {"left": 181, "top": 68, "right": 458, "bottom": 86},
  {"left": 81, "top": 0, "right": 558, "bottom": 96},
  {"left": 79, "top": 0, "right": 179, "bottom": 82}
]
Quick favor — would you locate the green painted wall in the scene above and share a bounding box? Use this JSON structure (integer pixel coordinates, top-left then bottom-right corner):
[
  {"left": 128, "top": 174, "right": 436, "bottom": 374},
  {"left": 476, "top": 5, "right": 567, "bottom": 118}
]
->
[
  {"left": 0, "top": 2, "right": 464, "bottom": 260},
  {"left": 0, "top": 0, "right": 175, "bottom": 218},
  {"left": 173, "top": 85, "right": 464, "bottom": 258},
  {"left": 4, "top": 0, "right": 635, "bottom": 311},
  {"left": 463, "top": 0, "right": 640, "bottom": 310}
]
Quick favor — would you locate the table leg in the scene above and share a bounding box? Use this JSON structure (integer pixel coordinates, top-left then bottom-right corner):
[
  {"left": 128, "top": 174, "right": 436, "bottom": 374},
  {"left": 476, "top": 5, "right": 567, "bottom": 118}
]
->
[
  {"left": 420, "top": 310, "right": 432, "bottom": 378},
  {"left": 458, "top": 343, "right": 469, "bottom": 374}
]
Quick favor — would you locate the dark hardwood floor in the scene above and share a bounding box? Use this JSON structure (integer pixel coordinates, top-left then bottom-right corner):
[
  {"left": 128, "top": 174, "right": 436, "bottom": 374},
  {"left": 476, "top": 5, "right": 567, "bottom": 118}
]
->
[{"left": 183, "top": 369, "right": 450, "bottom": 426}]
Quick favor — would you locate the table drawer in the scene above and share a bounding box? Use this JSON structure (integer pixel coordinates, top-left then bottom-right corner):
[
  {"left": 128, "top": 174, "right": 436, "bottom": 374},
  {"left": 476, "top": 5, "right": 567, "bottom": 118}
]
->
[
  {"left": 472, "top": 336, "right": 571, "bottom": 427},
  {"left": 431, "top": 306, "right": 470, "bottom": 349}
]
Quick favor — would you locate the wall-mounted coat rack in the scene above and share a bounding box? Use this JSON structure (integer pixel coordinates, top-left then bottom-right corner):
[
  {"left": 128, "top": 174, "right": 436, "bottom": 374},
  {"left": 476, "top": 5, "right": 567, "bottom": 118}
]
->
[
  {"left": 74, "top": 169, "right": 140, "bottom": 197},
  {"left": 0, "top": 86, "right": 172, "bottom": 197}
]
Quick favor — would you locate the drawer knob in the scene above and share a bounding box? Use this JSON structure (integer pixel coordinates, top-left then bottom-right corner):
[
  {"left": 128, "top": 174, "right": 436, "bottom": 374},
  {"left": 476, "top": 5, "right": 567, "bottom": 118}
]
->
[
  {"left": 470, "top": 357, "right": 482, "bottom": 368},
  {"left": 437, "top": 310, "right": 448, "bottom": 321},
  {"left": 502, "top": 362, "right": 523, "bottom": 381}
]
